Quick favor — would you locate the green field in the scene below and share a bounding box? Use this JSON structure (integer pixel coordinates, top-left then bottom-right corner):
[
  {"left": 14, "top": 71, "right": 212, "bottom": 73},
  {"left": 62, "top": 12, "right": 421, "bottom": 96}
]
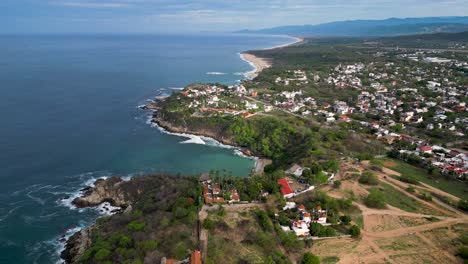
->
[
  {"left": 379, "top": 182, "right": 423, "bottom": 213},
  {"left": 382, "top": 158, "right": 468, "bottom": 201}
]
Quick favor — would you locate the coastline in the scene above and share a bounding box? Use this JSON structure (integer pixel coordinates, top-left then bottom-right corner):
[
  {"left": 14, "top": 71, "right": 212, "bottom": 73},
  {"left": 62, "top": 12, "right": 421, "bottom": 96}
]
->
[
  {"left": 240, "top": 35, "right": 303, "bottom": 79},
  {"left": 60, "top": 35, "right": 297, "bottom": 263}
]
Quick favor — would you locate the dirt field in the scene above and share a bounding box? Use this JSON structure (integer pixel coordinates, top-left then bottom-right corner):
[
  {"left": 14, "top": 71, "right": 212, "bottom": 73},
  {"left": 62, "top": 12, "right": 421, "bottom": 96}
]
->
[
  {"left": 201, "top": 160, "right": 467, "bottom": 263},
  {"left": 307, "top": 161, "right": 468, "bottom": 264}
]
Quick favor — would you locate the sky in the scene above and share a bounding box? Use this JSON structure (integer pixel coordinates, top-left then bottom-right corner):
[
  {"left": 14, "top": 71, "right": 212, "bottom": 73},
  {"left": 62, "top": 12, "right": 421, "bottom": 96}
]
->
[{"left": 1, "top": 0, "right": 468, "bottom": 33}]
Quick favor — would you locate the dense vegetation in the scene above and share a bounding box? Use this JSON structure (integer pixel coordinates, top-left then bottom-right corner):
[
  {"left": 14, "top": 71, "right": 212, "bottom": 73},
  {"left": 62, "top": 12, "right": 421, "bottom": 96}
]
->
[{"left": 75, "top": 175, "right": 202, "bottom": 264}]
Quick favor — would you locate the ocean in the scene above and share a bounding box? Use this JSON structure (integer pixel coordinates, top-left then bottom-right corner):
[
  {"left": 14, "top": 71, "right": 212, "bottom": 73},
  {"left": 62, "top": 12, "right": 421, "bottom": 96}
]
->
[{"left": 0, "top": 33, "right": 293, "bottom": 263}]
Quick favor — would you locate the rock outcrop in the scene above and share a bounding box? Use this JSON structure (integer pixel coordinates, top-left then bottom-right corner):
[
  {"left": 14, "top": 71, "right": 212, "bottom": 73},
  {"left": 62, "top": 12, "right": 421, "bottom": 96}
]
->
[
  {"left": 61, "top": 227, "right": 93, "bottom": 264},
  {"left": 72, "top": 177, "right": 128, "bottom": 208}
]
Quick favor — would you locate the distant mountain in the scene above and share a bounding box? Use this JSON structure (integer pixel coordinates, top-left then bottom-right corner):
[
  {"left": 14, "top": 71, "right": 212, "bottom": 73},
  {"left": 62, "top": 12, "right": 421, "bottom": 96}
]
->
[{"left": 239, "top": 16, "right": 468, "bottom": 36}]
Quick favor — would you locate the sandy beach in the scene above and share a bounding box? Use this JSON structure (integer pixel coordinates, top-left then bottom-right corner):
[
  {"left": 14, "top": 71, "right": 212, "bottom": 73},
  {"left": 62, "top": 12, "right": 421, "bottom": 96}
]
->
[{"left": 240, "top": 36, "right": 303, "bottom": 79}]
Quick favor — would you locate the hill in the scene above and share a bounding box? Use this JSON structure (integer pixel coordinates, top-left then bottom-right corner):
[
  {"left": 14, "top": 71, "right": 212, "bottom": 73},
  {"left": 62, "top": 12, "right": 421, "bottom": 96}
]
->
[{"left": 239, "top": 16, "right": 468, "bottom": 36}]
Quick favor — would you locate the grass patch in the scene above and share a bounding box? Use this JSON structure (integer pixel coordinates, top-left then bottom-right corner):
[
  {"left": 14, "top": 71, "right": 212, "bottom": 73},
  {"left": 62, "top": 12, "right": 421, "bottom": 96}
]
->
[
  {"left": 382, "top": 158, "right": 468, "bottom": 200},
  {"left": 322, "top": 256, "right": 340, "bottom": 264},
  {"left": 379, "top": 183, "right": 422, "bottom": 213},
  {"left": 377, "top": 235, "right": 423, "bottom": 251}
]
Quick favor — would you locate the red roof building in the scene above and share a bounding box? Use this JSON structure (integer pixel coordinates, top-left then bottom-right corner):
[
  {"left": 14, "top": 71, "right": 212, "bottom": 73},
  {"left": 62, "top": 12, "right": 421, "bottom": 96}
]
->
[
  {"left": 278, "top": 178, "right": 294, "bottom": 198},
  {"left": 419, "top": 146, "right": 433, "bottom": 153},
  {"left": 190, "top": 250, "right": 202, "bottom": 264}
]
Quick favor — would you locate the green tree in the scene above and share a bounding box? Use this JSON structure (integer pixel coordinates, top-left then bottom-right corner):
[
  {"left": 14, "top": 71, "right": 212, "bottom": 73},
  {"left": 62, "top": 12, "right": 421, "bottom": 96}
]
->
[
  {"left": 358, "top": 171, "right": 379, "bottom": 185},
  {"left": 339, "top": 215, "right": 351, "bottom": 225},
  {"left": 349, "top": 225, "right": 361, "bottom": 238},
  {"left": 365, "top": 188, "right": 386, "bottom": 209},
  {"left": 333, "top": 180, "right": 342, "bottom": 189},
  {"left": 301, "top": 252, "right": 320, "bottom": 264},
  {"left": 458, "top": 200, "right": 468, "bottom": 212}
]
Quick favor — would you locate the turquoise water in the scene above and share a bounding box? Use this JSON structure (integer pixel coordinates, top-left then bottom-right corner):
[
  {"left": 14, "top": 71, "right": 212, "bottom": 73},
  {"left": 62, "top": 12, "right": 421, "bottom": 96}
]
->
[{"left": 0, "top": 33, "right": 293, "bottom": 263}]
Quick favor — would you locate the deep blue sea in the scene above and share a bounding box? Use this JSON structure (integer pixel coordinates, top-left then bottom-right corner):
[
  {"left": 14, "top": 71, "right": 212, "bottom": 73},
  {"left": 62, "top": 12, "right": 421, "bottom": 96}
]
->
[{"left": 0, "top": 33, "right": 293, "bottom": 263}]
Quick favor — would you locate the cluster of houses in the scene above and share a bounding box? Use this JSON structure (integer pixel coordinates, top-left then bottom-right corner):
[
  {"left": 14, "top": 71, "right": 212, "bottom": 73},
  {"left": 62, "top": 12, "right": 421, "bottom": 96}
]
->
[
  {"left": 280, "top": 202, "right": 328, "bottom": 237},
  {"left": 400, "top": 51, "right": 468, "bottom": 68},
  {"left": 275, "top": 70, "right": 309, "bottom": 86},
  {"left": 200, "top": 174, "right": 240, "bottom": 205},
  {"left": 404, "top": 145, "right": 468, "bottom": 180},
  {"left": 177, "top": 84, "right": 264, "bottom": 119}
]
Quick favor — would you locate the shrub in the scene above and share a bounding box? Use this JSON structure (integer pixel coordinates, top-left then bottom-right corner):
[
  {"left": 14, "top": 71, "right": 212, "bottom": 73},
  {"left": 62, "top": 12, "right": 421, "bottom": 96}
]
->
[
  {"left": 127, "top": 221, "right": 145, "bottom": 232},
  {"left": 460, "top": 234, "right": 468, "bottom": 245},
  {"left": 256, "top": 210, "right": 273, "bottom": 232},
  {"left": 138, "top": 240, "right": 158, "bottom": 251},
  {"left": 457, "top": 246, "right": 468, "bottom": 259},
  {"left": 310, "top": 222, "right": 336, "bottom": 237},
  {"left": 251, "top": 231, "right": 275, "bottom": 248},
  {"left": 398, "top": 174, "right": 419, "bottom": 184},
  {"left": 359, "top": 171, "right": 379, "bottom": 185},
  {"left": 94, "top": 249, "right": 111, "bottom": 261},
  {"left": 418, "top": 192, "right": 432, "bottom": 201},
  {"left": 458, "top": 200, "right": 468, "bottom": 212},
  {"left": 364, "top": 188, "right": 386, "bottom": 209},
  {"left": 203, "top": 218, "right": 215, "bottom": 230},
  {"left": 406, "top": 186, "right": 415, "bottom": 193},
  {"left": 301, "top": 252, "right": 320, "bottom": 264},
  {"left": 349, "top": 225, "right": 361, "bottom": 238},
  {"left": 333, "top": 180, "right": 342, "bottom": 189},
  {"left": 339, "top": 215, "right": 352, "bottom": 225},
  {"left": 278, "top": 229, "right": 304, "bottom": 250}
]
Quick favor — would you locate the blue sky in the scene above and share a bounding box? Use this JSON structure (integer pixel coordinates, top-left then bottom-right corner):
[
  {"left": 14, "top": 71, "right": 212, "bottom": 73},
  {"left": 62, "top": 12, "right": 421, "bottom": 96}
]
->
[{"left": 1, "top": 0, "right": 468, "bottom": 33}]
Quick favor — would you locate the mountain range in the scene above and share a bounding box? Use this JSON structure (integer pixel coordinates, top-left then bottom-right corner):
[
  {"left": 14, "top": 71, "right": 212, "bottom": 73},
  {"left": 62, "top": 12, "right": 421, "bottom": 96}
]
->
[{"left": 238, "top": 16, "right": 468, "bottom": 36}]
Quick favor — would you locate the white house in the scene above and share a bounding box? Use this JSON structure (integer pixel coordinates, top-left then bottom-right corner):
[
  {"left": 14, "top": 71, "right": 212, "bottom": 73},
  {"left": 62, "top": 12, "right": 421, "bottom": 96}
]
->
[{"left": 285, "top": 164, "right": 304, "bottom": 177}]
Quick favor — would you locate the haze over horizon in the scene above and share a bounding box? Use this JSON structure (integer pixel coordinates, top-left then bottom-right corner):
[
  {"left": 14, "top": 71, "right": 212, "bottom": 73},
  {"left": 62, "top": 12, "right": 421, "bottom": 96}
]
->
[{"left": 2, "top": 0, "right": 468, "bottom": 34}]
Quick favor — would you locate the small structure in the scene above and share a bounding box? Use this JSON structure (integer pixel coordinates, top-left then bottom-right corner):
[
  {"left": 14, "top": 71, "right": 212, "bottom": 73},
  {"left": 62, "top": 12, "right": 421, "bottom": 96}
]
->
[
  {"left": 230, "top": 189, "right": 240, "bottom": 202},
  {"left": 312, "top": 206, "right": 328, "bottom": 225},
  {"left": 199, "top": 173, "right": 211, "bottom": 184},
  {"left": 278, "top": 178, "right": 294, "bottom": 198},
  {"left": 291, "top": 221, "right": 310, "bottom": 236},
  {"left": 190, "top": 250, "right": 202, "bottom": 264},
  {"left": 285, "top": 164, "right": 304, "bottom": 177}
]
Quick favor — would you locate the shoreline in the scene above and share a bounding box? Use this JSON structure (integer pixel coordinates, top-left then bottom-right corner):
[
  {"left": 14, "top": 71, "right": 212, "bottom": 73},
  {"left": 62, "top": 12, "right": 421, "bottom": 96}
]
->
[
  {"left": 240, "top": 35, "right": 303, "bottom": 79},
  {"left": 60, "top": 34, "right": 295, "bottom": 263},
  {"left": 150, "top": 114, "right": 257, "bottom": 159}
]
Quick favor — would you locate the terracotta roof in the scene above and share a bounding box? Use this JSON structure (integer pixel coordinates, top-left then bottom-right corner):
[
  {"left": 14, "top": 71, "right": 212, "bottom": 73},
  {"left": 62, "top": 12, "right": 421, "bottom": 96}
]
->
[
  {"left": 278, "top": 178, "right": 294, "bottom": 196},
  {"left": 190, "top": 250, "right": 202, "bottom": 264},
  {"left": 420, "top": 146, "right": 432, "bottom": 152}
]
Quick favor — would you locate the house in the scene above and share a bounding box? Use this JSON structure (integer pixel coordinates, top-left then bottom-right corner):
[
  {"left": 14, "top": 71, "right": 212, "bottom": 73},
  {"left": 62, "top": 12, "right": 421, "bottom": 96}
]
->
[
  {"left": 297, "top": 204, "right": 306, "bottom": 211},
  {"left": 302, "top": 212, "right": 311, "bottom": 223},
  {"left": 230, "top": 189, "right": 240, "bottom": 202},
  {"left": 312, "top": 206, "right": 328, "bottom": 225},
  {"left": 283, "top": 202, "right": 296, "bottom": 210},
  {"left": 285, "top": 164, "right": 304, "bottom": 177},
  {"left": 418, "top": 146, "right": 433, "bottom": 154},
  {"left": 278, "top": 178, "right": 294, "bottom": 198},
  {"left": 245, "top": 101, "right": 258, "bottom": 110},
  {"left": 291, "top": 221, "right": 310, "bottom": 236},
  {"left": 338, "top": 115, "right": 351, "bottom": 122},
  {"left": 199, "top": 173, "right": 211, "bottom": 184}
]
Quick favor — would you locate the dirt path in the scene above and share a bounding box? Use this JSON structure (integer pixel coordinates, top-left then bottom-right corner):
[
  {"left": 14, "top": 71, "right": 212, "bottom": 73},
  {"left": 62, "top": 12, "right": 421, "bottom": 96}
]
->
[
  {"left": 318, "top": 161, "right": 468, "bottom": 264},
  {"left": 381, "top": 163, "right": 462, "bottom": 202},
  {"left": 415, "top": 232, "right": 460, "bottom": 263},
  {"left": 198, "top": 203, "right": 265, "bottom": 261},
  {"left": 366, "top": 217, "right": 465, "bottom": 238}
]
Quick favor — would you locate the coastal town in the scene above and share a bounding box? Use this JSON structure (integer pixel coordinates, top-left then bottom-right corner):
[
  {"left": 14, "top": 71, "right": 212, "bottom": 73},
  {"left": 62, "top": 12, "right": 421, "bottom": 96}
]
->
[
  {"left": 147, "top": 44, "right": 468, "bottom": 182},
  {"left": 63, "top": 33, "right": 468, "bottom": 264}
]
